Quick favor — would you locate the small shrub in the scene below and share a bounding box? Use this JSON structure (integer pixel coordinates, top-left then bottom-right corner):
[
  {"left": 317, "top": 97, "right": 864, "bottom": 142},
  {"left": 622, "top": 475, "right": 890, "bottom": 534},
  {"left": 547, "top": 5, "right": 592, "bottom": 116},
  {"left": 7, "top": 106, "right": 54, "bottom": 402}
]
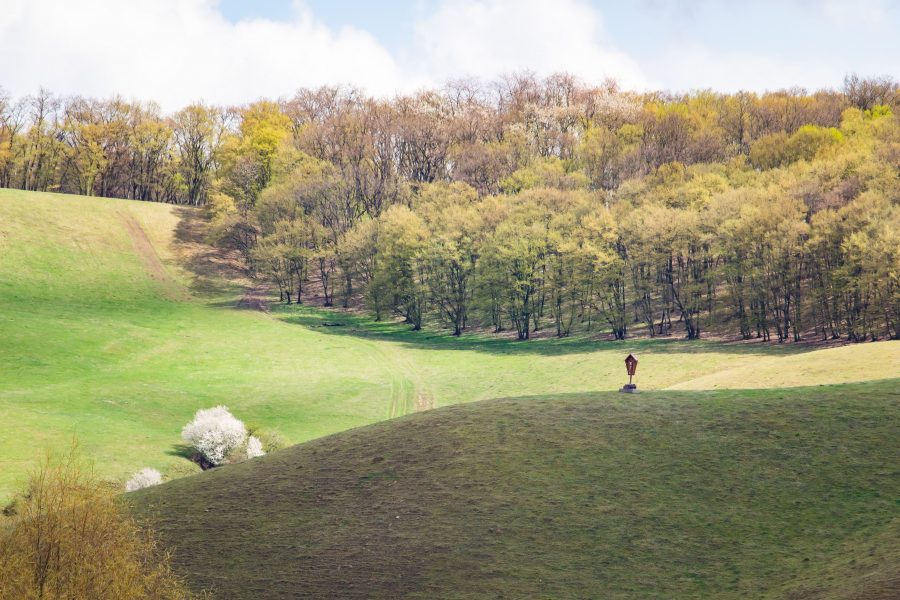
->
[
  {"left": 246, "top": 424, "right": 288, "bottom": 453},
  {"left": 166, "top": 460, "right": 203, "bottom": 478},
  {"left": 181, "top": 406, "right": 247, "bottom": 467},
  {"left": 262, "top": 430, "right": 288, "bottom": 453},
  {"left": 246, "top": 436, "right": 265, "bottom": 459},
  {"left": 2, "top": 496, "right": 20, "bottom": 517},
  {"left": 125, "top": 468, "right": 163, "bottom": 492}
]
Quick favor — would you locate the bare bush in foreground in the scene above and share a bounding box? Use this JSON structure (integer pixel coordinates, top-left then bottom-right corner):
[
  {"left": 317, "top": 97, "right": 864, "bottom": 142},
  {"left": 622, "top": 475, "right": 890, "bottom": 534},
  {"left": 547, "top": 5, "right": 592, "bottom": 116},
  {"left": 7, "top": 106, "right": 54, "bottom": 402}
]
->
[{"left": 0, "top": 449, "right": 206, "bottom": 599}]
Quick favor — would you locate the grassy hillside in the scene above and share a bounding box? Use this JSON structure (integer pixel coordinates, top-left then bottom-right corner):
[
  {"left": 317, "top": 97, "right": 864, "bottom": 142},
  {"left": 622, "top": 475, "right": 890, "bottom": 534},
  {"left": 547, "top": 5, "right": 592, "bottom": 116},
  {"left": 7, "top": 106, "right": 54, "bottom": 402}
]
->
[
  {"left": 130, "top": 381, "right": 900, "bottom": 599},
  {"left": 1, "top": 188, "right": 898, "bottom": 500},
  {"left": 0, "top": 189, "right": 404, "bottom": 497},
  {"left": 670, "top": 342, "right": 900, "bottom": 390}
]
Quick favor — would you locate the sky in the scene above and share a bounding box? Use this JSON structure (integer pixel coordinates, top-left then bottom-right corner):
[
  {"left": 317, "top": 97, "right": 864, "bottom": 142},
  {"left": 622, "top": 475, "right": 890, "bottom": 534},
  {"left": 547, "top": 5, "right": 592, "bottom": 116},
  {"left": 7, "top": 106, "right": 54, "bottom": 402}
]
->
[{"left": 0, "top": 0, "right": 897, "bottom": 111}]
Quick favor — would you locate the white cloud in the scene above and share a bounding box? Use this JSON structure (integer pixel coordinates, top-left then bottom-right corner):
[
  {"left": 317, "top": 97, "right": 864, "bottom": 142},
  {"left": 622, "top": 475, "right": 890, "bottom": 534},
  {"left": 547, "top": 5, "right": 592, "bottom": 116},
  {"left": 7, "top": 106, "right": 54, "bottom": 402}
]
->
[
  {"left": 0, "top": 0, "right": 406, "bottom": 111},
  {"left": 0, "top": 0, "right": 893, "bottom": 109},
  {"left": 650, "top": 44, "right": 841, "bottom": 93},
  {"left": 0, "top": 0, "right": 649, "bottom": 109},
  {"left": 822, "top": 0, "right": 892, "bottom": 26},
  {"left": 412, "top": 0, "right": 648, "bottom": 89}
]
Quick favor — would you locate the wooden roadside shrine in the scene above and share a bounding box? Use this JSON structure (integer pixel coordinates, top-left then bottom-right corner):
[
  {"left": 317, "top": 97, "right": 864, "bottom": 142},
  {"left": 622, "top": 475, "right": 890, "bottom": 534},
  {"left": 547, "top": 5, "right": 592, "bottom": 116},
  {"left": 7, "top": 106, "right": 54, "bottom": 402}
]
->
[{"left": 621, "top": 353, "right": 639, "bottom": 393}]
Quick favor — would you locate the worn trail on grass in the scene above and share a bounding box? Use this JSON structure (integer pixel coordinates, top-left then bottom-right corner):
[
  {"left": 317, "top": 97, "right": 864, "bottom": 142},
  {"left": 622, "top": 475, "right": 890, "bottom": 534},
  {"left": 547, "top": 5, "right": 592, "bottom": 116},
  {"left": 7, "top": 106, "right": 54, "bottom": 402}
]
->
[
  {"left": 233, "top": 278, "right": 432, "bottom": 417},
  {"left": 118, "top": 210, "right": 185, "bottom": 300},
  {"left": 320, "top": 333, "right": 433, "bottom": 419}
]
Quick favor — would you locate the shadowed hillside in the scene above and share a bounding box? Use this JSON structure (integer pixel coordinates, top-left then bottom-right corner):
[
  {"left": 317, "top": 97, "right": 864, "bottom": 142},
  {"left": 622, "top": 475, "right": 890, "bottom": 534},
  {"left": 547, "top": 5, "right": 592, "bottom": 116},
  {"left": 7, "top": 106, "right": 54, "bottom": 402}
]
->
[{"left": 131, "top": 381, "right": 900, "bottom": 599}]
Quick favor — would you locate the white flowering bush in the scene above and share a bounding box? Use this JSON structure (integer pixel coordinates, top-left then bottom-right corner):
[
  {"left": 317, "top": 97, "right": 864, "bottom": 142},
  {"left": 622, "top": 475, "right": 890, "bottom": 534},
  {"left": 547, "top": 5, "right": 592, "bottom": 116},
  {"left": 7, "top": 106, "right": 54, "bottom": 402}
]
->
[
  {"left": 181, "top": 406, "right": 247, "bottom": 466},
  {"left": 125, "top": 467, "right": 162, "bottom": 492},
  {"left": 246, "top": 435, "right": 266, "bottom": 459}
]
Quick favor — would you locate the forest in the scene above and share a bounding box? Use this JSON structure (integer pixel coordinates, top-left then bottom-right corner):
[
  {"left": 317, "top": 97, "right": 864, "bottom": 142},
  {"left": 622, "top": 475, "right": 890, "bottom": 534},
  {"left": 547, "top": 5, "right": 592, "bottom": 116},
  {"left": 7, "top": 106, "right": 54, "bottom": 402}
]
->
[{"left": 1, "top": 74, "right": 897, "bottom": 342}]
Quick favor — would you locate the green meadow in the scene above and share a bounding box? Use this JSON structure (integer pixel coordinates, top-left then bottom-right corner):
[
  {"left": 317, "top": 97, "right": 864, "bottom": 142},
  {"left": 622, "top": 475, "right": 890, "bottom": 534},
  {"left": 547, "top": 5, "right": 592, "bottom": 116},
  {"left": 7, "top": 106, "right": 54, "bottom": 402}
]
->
[{"left": 0, "top": 187, "right": 897, "bottom": 502}]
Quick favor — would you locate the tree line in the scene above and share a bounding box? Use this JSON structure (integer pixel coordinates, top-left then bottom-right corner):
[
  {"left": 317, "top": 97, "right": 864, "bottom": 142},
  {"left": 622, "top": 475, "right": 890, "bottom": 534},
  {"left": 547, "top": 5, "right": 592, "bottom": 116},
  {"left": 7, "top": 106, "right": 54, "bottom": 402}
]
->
[{"left": 1, "top": 74, "right": 897, "bottom": 342}]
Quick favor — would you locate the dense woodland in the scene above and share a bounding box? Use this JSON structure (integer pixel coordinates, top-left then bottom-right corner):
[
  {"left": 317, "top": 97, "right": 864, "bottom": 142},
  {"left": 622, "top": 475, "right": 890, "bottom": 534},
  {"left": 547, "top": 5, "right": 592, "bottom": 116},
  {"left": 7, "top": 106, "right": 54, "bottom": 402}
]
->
[{"left": 1, "top": 74, "right": 898, "bottom": 342}]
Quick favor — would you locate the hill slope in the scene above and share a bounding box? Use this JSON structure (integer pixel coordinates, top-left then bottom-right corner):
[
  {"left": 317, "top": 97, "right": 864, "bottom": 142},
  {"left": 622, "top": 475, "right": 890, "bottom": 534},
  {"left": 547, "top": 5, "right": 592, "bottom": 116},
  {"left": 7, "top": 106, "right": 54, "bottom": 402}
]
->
[
  {"left": 131, "top": 381, "right": 900, "bottom": 599},
  {"left": 0, "top": 189, "right": 418, "bottom": 496},
  {"left": 669, "top": 342, "right": 900, "bottom": 390}
]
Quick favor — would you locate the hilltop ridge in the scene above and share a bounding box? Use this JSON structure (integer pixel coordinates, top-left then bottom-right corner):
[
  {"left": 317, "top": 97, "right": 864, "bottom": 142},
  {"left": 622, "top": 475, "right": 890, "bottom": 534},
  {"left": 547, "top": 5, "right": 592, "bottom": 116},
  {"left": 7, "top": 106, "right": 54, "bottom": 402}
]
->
[{"left": 131, "top": 381, "right": 900, "bottom": 599}]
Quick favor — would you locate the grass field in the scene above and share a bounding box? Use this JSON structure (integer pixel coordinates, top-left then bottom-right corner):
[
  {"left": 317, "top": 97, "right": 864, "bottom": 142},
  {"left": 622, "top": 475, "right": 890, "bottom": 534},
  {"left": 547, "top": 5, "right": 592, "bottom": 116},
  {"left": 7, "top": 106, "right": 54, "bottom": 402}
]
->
[
  {"left": 1, "top": 188, "right": 898, "bottom": 501},
  {"left": 131, "top": 381, "right": 900, "bottom": 599}
]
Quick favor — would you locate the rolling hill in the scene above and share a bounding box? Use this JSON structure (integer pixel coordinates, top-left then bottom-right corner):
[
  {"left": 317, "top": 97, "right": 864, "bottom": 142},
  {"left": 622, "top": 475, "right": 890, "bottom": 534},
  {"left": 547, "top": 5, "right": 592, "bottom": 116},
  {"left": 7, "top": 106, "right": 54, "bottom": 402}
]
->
[{"left": 130, "top": 381, "right": 900, "bottom": 599}]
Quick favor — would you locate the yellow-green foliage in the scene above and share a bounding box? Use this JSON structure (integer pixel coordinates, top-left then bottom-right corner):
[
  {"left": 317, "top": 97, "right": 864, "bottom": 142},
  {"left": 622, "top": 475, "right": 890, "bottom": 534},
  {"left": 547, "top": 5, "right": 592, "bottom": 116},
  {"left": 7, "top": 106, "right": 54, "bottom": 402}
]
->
[
  {"left": 317, "top": 108, "right": 898, "bottom": 343},
  {"left": 0, "top": 450, "right": 202, "bottom": 600},
  {"left": 750, "top": 125, "right": 843, "bottom": 169},
  {"left": 500, "top": 156, "right": 588, "bottom": 193}
]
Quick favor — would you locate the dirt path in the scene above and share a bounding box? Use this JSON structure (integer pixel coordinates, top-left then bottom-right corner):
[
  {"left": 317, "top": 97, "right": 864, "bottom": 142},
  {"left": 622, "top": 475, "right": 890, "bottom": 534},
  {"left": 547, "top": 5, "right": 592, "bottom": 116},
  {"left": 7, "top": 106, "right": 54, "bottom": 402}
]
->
[{"left": 118, "top": 211, "right": 185, "bottom": 300}]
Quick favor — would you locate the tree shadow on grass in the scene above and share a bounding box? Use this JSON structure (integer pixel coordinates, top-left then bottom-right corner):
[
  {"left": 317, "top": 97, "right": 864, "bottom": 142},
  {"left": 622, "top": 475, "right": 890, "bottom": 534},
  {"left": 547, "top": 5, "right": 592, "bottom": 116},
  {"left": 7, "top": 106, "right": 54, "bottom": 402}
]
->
[
  {"left": 166, "top": 444, "right": 196, "bottom": 461},
  {"left": 272, "top": 302, "right": 811, "bottom": 358},
  {"left": 171, "top": 207, "right": 248, "bottom": 298}
]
